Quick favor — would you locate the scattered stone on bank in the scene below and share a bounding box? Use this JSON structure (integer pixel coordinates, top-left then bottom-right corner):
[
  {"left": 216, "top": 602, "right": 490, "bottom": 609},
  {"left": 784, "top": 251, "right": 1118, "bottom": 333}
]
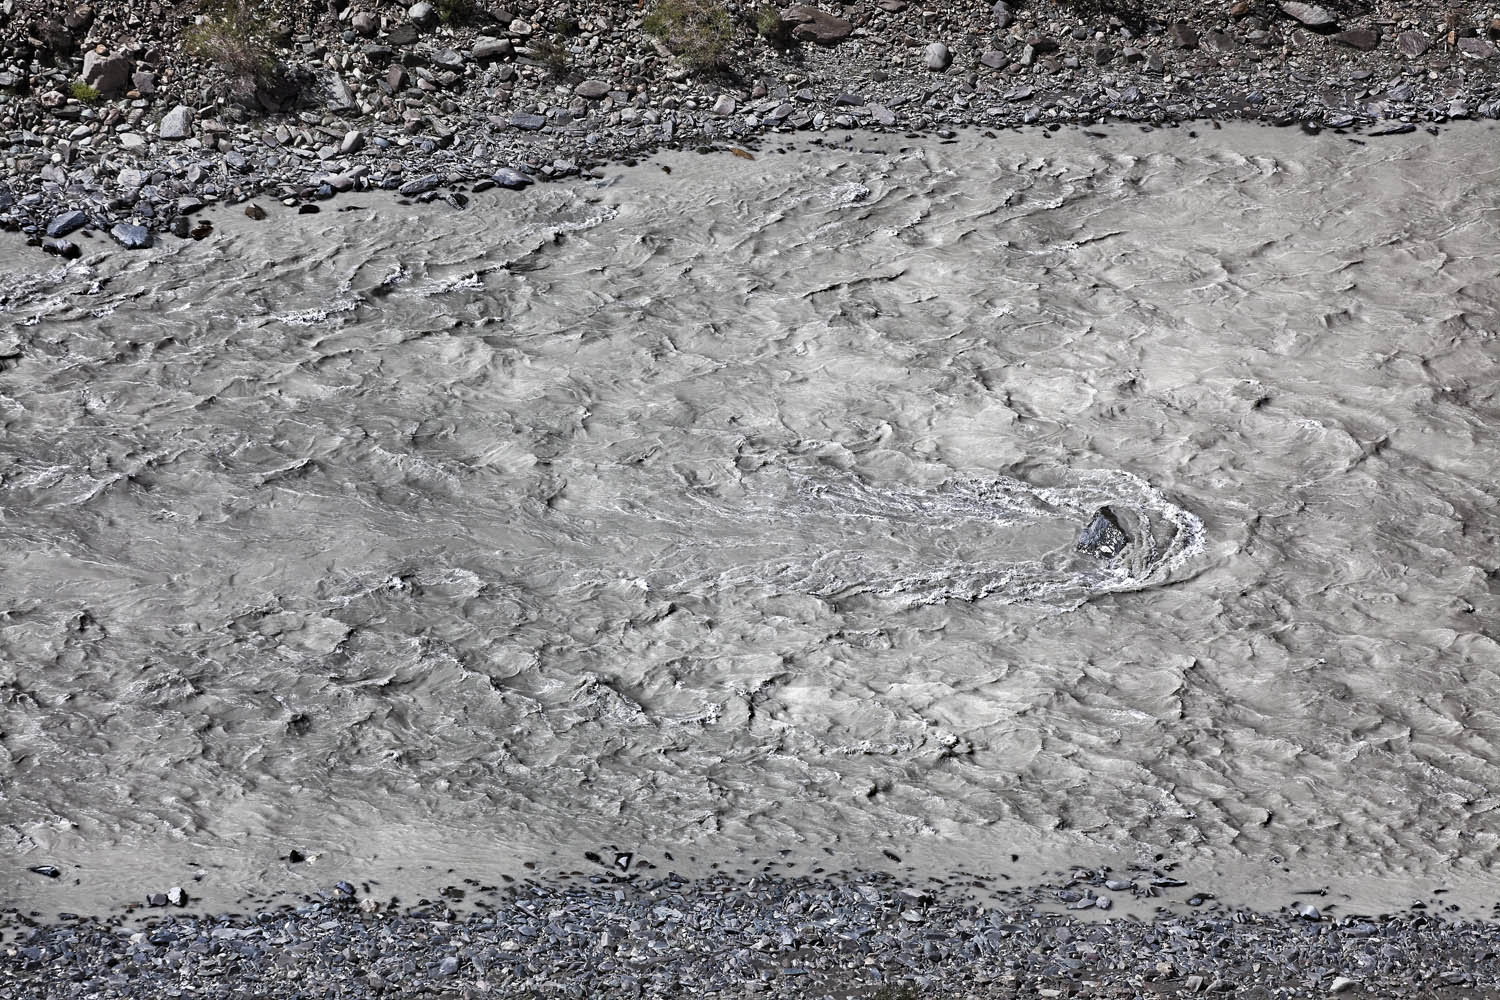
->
[
  {"left": 924, "top": 42, "right": 952, "bottom": 71},
  {"left": 45, "top": 210, "right": 89, "bottom": 239},
  {"left": 158, "top": 104, "right": 193, "bottom": 140},
  {"left": 1077, "top": 507, "right": 1130, "bottom": 560},
  {"left": 110, "top": 223, "right": 151, "bottom": 249}
]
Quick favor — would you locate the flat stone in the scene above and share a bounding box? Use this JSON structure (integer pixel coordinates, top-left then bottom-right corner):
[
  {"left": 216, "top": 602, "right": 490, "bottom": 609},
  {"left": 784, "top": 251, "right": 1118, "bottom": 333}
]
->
[
  {"left": 327, "top": 73, "right": 357, "bottom": 111},
  {"left": 473, "top": 36, "right": 513, "bottom": 60},
  {"left": 574, "top": 79, "right": 610, "bottom": 99},
  {"left": 1458, "top": 37, "right": 1497, "bottom": 60},
  {"left": 158, "top": 104, "right": 193, "bottom": 140},
  {"left": 784, "top": 5, "right": 852, "bottom": 45},
  {"left": 116, "top": 168, "right": 148, "bottom": 190},
  {"left": 46, "top": 209, "right": 89, "bottom": 238},
  {"left": 386, "top": 24, "right": 419, "bottom": 45},
  {"left": 979, "top": 49, "right": 1008, "bottom": 69},
  {"left": 1396, "top": 30, "right": 1429, "bottom": 57},
  {"left": 509, "top": 112, "right": 545, "bottom": 130},
  {"left": 1279, "top": 2, "right": 1336, "bottom": 28},
  {"left": 1332, "top": 27, "right": 1379, "bottom": 50},
  {"left": 110, "top": 223, "right": 151, "bottom": 249}
]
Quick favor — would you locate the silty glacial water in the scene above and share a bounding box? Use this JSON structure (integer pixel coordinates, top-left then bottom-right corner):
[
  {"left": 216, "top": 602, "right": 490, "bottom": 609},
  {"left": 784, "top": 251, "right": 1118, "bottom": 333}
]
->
[{"left": 2, "top": 125, "right": 1498, "bottom": 914}]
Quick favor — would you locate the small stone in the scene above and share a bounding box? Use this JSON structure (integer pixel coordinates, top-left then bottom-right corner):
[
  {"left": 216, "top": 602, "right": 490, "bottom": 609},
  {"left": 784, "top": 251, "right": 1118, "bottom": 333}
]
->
[
  {"left": 509, "top": 112, "right": 545, "bottom": 130},
  {"left": 574, "top": 79, "right": 610, "bottom": 99},
  {"left": 1397, "top": 30, "right": 1430, "bottom": 57},
  {"left": 131, "top": 70, "right": 156, "bottom": 95},
  {"left": 335, "top": 880, "right": 356, "bottom": 896},
  {"left": 43, "top": 238, "right": 82, "bottom": 259},
  {"left": 924, "top": 42, "right": 952, "bottom": 71},
  {"left": 341, "top": 129, "right": 365, "bottom": 153},
  {"left": 712, "top": 94, "right": 736, "bottom": 115},
  {"left": 437, "top": 955, "right": 459, "bottom": 976},
  {"left": 1332, "top": 27, "right": 1379, "bottom": 50},
  {"left": 110, "top": 223, "right": 151, "bottom": 249},
  {"left": 28, "top": 865, "right": 63, "bottom": 878},
  {"left": 167, "top": 886, "right": 188, "bottom": 906},
  {"left": 870, "top": 104, "right": 896, "bottom": 126},
  {"left": 46, "top": 210, "right": 89, "bottom": 238},
  {"left": 991, "top": 1, "right": 1013, "bottom": 29},
  {"left": 1330, "top": 977, "right": 1357, "bottom": 994},
  {"left": 1280, "top": 2, "right": 1336, "bottom": 28},
  {"left": 159, "top": 104, "right": 193, "bottom": 140},
  {"left": 408, "top": 1, "right": 436, "bottom": 29},
  {"left": 117, "top": 168, "right": 149, "bottom": 190},
  {"left": 1185, "top": 975, "right": 1206, "bottom": 993},
  {"left": 352, "top": 11, "right": 378, "bottom": 37},
  {"left": 386, "top": 65, "right": 409, "bottom": 91},
  {"left": 146, "top": 892, "right": 169, "bottom": 906},
  {"left": 1293, "top": 901, "right": 1322, "bottom": 920},
  {"left": 1095, "top": 895, "right": 1112, "bottom": 910},
  {"left": 244, "top": 203, "right": 268, "bottom": 220},
  {"left": 980, "top": 50, "right": 1008, "bottom": 68}
]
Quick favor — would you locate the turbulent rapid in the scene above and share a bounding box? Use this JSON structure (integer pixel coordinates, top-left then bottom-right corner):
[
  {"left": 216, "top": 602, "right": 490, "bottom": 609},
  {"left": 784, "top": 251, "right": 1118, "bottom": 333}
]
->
[{"left": 3, "top": 124, "right": 1499, "bottom": 913}]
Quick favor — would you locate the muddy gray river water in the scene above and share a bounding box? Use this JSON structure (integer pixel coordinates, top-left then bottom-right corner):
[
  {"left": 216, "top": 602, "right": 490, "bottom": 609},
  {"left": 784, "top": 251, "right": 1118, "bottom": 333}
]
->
[{"left": 3, "top": 124, "right": 1499, "bottom": 916}]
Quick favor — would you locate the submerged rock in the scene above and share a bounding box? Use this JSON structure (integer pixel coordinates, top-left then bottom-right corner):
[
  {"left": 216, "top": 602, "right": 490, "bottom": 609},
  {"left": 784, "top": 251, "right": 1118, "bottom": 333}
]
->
[{"left": 1076, "top": 507, "right": 1129, "bottom": 560}]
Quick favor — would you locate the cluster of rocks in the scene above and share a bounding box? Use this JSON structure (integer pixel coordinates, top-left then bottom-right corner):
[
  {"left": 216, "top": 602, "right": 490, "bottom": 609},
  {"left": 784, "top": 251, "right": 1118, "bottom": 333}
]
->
[
  {"left": 3, "top": 0, "right": 1499, "bottom": 255},
  {"left": 5, "top": 862, "right": 1500, "bottom": 999}
]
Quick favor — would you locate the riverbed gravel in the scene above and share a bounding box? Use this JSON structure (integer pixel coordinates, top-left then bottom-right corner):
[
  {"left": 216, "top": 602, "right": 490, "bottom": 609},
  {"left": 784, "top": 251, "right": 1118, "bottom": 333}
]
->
[{"left": 4, "top": 0, "right": 1500, "bottom": 254}]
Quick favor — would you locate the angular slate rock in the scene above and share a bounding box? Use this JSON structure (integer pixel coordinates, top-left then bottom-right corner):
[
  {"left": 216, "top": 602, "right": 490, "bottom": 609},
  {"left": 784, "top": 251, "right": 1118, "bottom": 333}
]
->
[
  {"left": 1168, "top": 22, "right": 1199, "bottom": 48},
  {"left": 472, "top": 37, "right": 512, "bottom": 60},
  {"left": 398, "top": 174, "right": 442, "bottom": 195},
  {"left": 82, "top": 50, "right": 131, "bottom": 94},
  {"left": 992, "top": 1, "right": 1013, "bottom": 29},
  {"left": 46, "top": 209, "right": 89, "bottom": 238},
  {"left": 1396, "top": 30, "right": 1430, "bottom": 57},
  {"left": 159, "top": 104, "right": 193, "bottom": 140},
  {"left": 784, "top": 5, "right": 852, "bottom": 45},
  {"left": 1076, "top": 507, "right": 1129, "bottom": 560},
  {"left": 509, "top": 112, "right": 546, "bottom": 130},
  {"left": 110, "top": 223, "right": 152, "bottom": 249},
  {"left": 1280, "top": 2, "right": 1336, "bottom": 28},
  {"left": 1332, "top": 27, "right": 1379, "bottom": 51}
]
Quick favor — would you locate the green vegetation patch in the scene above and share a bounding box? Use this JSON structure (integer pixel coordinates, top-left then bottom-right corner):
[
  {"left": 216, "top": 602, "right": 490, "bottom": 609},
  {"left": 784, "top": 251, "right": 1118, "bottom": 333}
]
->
[{"left": 643, "top": 0, "right": 736, "bottom": 71}]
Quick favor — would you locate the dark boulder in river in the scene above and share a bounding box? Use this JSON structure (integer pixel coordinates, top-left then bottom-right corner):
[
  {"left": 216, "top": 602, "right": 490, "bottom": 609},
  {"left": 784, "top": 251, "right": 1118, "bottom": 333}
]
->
[{"left": 1077, "top": 506, "right": 1129, "bottom": 560}]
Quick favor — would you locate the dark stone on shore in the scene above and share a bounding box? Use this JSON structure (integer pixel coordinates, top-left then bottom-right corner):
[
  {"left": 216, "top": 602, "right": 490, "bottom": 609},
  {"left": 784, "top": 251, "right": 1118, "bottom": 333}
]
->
[
  {"left": 145, "top": 892, "right": 168, "bottom": 907},
  {"left": 510, "top": 112, "right": 546, "bottom": 131},
  {"left": 244, "top": 203, "right": 268, "bottom": 220},
  {"left": 1458, "top": 37, "right": 1497, "bottom": 60},
  {"left": 1332, "top": 27, "right": 1380, "bottom": 51},
  {"left": 46, "top": 210, "right": 89, "bottom": 238},
  {"left": 335, "top": 880, "right": 356, "bottom": 896},
  {"left": 1369, "top": 122, "right": 1416, "bottom": 135},
  {"left": 785, "top": 5, "right": 853, "bottom": 46},
  {"left": 1397, "top": 30, "right": 1431, "bottom": 57},
  {"left": 1280, "top": 2, "right": 1337, "bottom": 28},
  {"left": 493, "top": 167, "right": 533, "bottom": 188},
  {"left": 43, "top": 238, "right": 81, "bottom": 258},
  {"left": 1076, "top": 507, "right": 1129, "bottom": 560},
  {"left": 399, "top": 174, "right": 442, "bottom": 195},
  {"left": 110, "top": 223, "right": 151, "bottom": 249},
  {"left": 28, "top": 865, "right": 61, "bottom": 878}
]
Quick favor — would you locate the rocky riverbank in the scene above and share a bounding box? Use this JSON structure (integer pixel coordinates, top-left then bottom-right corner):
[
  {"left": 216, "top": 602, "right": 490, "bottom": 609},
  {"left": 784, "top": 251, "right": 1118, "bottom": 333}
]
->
[
  {"left": 8, "top": 860, "right": 1500, "bottom": 1000},
  {"left": 3, "top": 0, "right": 1500, "bottom": 255}
]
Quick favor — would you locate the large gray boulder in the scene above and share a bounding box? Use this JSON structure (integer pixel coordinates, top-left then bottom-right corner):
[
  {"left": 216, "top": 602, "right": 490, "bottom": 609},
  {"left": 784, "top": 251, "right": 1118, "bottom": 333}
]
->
[
  {"left": 81, "top": 49, "right": 131, "bottom": 94},
  {"left": 158, "top": 104, "right": 193, "bottom": 140}
]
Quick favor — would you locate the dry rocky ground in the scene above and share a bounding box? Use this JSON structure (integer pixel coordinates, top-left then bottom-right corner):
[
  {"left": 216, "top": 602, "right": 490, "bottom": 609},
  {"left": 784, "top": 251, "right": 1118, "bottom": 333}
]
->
[{"left": 1, "top": 0, "right": 1499, "bottom": 254}]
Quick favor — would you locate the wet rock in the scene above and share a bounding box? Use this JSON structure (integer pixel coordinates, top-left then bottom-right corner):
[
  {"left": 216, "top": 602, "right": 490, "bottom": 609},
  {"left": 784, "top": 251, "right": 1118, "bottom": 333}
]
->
[
  {"left": 1169, "top": 22, "right": 1199, "bottom": 49},
  {"left": 399, "top": 174, "right": 442, "bottom": 195},
  {"left": 408, "top": 2, "right": 437, "bottom": 30},
  {"left": 42, "top": 238, "right": 81, "bottom": 259},
  {"left": 1332, "top": 27, "right": 1379, "bottom": 50},
  {"left": 166, "top": 887, "right": 188, "bottom": 906},
  {"left": 81, "top": 49, "right": 131, "bottom": 94},
  {"left": 1279, "top": 2, "right": 1336, "bottom": 28},
  {"left": 46, "top": 209, "right": 89, "bottom": 238},
  {"left": 158, "top": 104, "right": 193, "bottom": 140},
  {"left": 1076, "top": 507, "right": 1129, "bottom": 560},
  {"left": 244, "top": 203, "right": 268, "bottom": 220},
  {"left": 335, "top": 880, "right": 356, "bottom": 896},
  {"left": 574, "top": 79, "right": 610, "bottom": 100},
  {"left": 1292, "top": 901, "right": 1322, "bottom": 920},
  {"left": 784, "top": 5, "right": 853, "bottom": 46},
  {"left": 493, "top": 167, "right": 532, "bottom": 188},
  {"left": 924, "top": 42, "right": 952, "bottom": 71},
  {"left": 145, "top": 892, "right": 168, "bottom": 907},
  {"left": 28, "top": 865, "right": 62, "bottom": 878},
  {"left": 110, "top": 223, "right": 151, "bottom": 249}
]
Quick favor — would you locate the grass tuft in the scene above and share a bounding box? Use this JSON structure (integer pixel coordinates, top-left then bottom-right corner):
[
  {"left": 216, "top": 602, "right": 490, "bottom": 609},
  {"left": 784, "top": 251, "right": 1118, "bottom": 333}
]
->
[{"left": 643, "top": 0, "right": 735, "bottom": 71}]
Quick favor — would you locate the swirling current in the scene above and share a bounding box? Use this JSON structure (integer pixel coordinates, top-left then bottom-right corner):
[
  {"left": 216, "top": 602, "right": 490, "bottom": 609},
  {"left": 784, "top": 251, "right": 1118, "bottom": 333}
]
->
[{"left": 2, "top": 124, "right": 1499, "bottom": 913}]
